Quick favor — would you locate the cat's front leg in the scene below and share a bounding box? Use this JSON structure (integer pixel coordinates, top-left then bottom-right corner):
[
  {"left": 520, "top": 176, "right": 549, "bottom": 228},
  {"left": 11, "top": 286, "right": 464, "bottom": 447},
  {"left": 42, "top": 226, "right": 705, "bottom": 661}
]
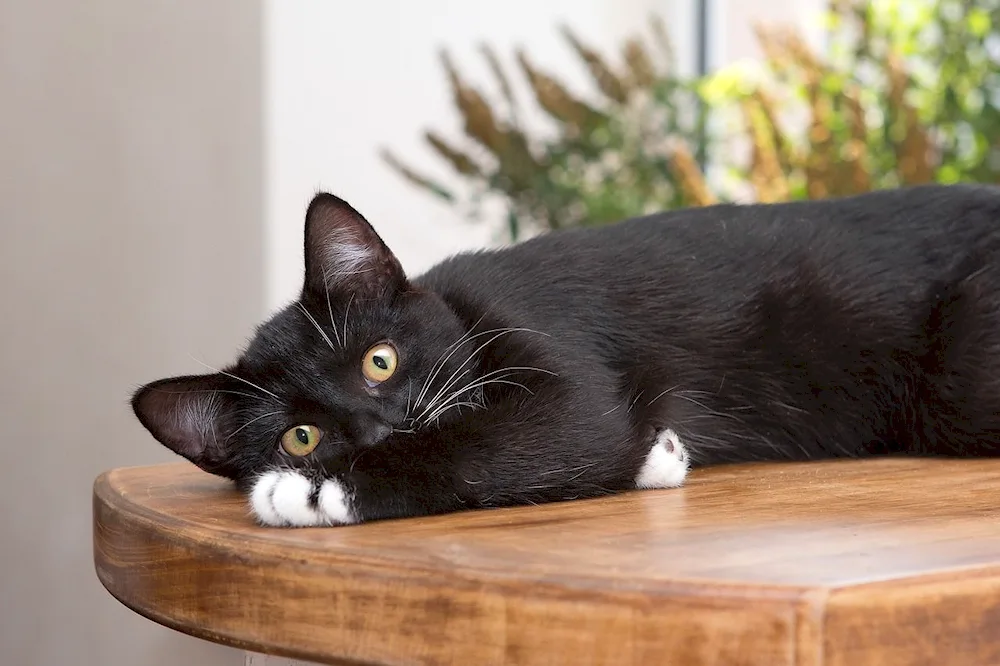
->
[
  {"left": 248, "top": 469, "right": 359, "bottom": 527},
  {"left": 245, "top": 420, "right": 691, "bottom": 528},
  {"left": 243, "top": 391, "right": 694, "bottom": 527},
  {"left": 245, "top": 433, "right": 468, "bottom": 527}
]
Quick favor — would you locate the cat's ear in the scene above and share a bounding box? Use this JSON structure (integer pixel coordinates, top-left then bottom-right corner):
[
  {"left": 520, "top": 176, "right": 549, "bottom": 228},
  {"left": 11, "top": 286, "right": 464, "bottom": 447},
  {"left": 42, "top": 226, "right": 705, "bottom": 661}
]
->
[
  {"left": 131, "top": 374, "right": 235, "bottom": 470},
  {"left": 302, "top": 193, "right": 406, "bottom": 298}
]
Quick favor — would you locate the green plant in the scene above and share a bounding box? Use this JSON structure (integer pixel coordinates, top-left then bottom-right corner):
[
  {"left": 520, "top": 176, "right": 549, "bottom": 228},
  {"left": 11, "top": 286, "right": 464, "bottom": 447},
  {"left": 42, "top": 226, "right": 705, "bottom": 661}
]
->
[
  {"left": 381, "top": 18, "right": 715, "bottom": 241},
  {"left": 704, "top": 0, "right": 1000, "bottom": 202},
  {"left": 385, "top": 1, "right": 1000, "bottom": 242}
]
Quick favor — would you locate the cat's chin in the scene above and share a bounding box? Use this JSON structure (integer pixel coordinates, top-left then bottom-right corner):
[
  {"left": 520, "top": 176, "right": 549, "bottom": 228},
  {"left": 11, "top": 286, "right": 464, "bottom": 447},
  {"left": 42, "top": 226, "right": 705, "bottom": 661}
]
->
[{"left": 248, "top": 470, "right": 357, "bottom": 527}]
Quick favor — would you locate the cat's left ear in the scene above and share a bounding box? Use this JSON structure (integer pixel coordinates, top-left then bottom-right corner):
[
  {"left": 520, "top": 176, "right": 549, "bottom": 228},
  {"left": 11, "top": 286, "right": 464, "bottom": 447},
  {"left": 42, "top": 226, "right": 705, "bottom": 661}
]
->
[
  {"left": 131, "top": 373, "right": 237, "bottom": 474},
  {"left": 302, "top": 193, "right": 407, "bottom": 298}
]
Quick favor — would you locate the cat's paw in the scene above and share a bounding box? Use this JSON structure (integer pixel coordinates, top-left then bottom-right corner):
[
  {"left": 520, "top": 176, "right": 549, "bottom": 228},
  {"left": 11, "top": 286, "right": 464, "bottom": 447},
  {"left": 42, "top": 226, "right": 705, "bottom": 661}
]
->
[
  {"left": 249, "top": 470, "right": 357, "bottom": 527},
  {"left": 635, "top": 428, "right": 689, "bottom": 489}
]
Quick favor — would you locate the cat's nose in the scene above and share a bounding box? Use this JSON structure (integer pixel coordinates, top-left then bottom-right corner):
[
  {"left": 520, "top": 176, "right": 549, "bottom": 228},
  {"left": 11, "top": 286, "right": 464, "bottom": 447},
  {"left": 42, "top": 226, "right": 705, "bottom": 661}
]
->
[{"left": 350, "top": 412, "right": 392, "bottom": 448}]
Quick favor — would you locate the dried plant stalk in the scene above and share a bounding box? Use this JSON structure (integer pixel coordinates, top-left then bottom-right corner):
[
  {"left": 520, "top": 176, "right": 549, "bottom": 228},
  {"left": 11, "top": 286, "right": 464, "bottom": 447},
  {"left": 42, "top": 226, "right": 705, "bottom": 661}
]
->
[
  {"left": 517, "top": 50, "right": 606, "bottom": 131},
  {"left": 844, "top": 86, "right": 867, "bottom": 145},
  {"left": 623, "top": 38, "right": 657, "bottom": 89},
  {"left": 807, "top": 86, "right": 869, "bottom": 198},
  {"left": 750, "top": 89, "right": 796, "bottom": 174},
  {"left": 669, "top": 143, "right": 717, "bottom": 206},
  {"left": 829, "top": 0, "right": 853, "bottom": 15},
  {"left": 439, "top": 49, "right": 545, "bottom": 197},
  {"left": 561, "top": 25, "right": 630, "bottom": 103},
  {"left": 379, "top": 149, "right": 454, "bottom": 201},
  {"left": 479, "top": 44, "right": 519, "bottom": 120},
  {"left": 804, "top": 86, "right": 836, "bottom": 199},
  {"left": 440, "top": 50, "right": 505, "bottom": 154},
  {"left": 886, "top": 53, "right": 933, "bottom": 185},
  {"left": 741, "top": 97, "right": 790, "bottom": 202},
  {"left": 781, "top": 29, "right": 824, "bottom": 74},
  {"left": 649, "top": 14, "right": 675, "bottom": 65},
  {"left": 752, "top": 21, "right": 876, "bottom": 197},
  {"left": 493, "top": 129, "right": 544, "bottom": 189},
  {"left": 425, "top": 131, "right": 483, "bottom": 177},
  {"left": 753, "top": 24, "right": 796, "bottom": 78},
  {"left": 769, "top": 28, "right": 841, "bottom": 198},
  {"left": 841, "top": 85, "right": 872, "bottom": 193}
]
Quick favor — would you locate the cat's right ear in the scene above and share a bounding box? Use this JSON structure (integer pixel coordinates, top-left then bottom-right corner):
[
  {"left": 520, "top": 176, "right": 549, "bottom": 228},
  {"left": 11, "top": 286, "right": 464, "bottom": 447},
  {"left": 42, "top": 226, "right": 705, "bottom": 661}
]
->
[
  {"left": 131, "top": 374, "right": 235, "bottom": 471},
  {"left": 302, "top": 193, "right": 407, "bottom": 298}
]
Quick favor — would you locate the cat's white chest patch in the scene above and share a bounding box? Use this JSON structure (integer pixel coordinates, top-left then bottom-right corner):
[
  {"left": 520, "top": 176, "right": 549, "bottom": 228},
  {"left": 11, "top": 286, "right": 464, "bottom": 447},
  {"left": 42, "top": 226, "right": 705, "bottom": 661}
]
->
[
  {"left": 635, "top": 428, "right": 689, "bottom": 489},
  {"left": 249, "top": 470, "right": 356, "bottom": 527}
]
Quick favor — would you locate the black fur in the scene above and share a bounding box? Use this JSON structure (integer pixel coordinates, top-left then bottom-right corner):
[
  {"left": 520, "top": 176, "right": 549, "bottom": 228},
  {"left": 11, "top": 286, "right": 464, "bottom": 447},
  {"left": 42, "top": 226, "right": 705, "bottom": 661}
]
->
[{"left": 133, "top": 184, "right": 1000, "bottom": 524}]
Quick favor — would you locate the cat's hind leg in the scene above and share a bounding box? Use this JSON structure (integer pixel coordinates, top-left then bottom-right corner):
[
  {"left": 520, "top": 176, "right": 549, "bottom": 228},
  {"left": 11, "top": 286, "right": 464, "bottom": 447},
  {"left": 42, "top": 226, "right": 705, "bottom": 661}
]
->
[{"left": 635, "top": 428, "right": 690, "bottom": 489}]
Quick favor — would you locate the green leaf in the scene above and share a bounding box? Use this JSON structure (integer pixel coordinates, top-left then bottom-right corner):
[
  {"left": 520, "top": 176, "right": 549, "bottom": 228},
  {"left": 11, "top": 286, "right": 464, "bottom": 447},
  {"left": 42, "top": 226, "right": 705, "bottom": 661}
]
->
[
  {"left": 820, "top": 72, "right": 847, "bottom": 95},
  {"left": 506, "top": 208, "right": 521, "bottom": 241},
  {"left": 937, "top": 164, "right": 962, "bottom": 183},
  {"left": 967, "top": 8, "right": 991, "bottom": 36}
]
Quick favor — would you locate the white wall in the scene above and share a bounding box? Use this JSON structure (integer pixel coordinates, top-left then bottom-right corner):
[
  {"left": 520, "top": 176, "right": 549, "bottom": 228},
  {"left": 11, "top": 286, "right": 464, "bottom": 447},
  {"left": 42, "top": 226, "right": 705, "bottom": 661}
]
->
[
  {"left": 263, "top": 0, "right": 699, "bottom": 310},
  {"left": 712, "top": 0, "right": 828, "bottom": 67},
  {"left": 0, "top": 1, "right": 258, "bottom": 664}
]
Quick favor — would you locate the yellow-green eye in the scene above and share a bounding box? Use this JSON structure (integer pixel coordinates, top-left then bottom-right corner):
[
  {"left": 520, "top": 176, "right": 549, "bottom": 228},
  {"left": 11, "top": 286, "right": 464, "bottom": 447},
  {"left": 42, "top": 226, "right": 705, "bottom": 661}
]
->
[
  {"left": 362, "top": 342, "right": 398, "bottom": 385},
  {"left": 280, "top": 425, "right": 322, "bottom": 456}
]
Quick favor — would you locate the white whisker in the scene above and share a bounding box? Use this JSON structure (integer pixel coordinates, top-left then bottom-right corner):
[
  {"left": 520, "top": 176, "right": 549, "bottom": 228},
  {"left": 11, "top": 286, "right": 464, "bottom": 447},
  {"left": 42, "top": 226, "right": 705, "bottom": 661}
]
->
[
  {"left": 412, "top": 314, "right": 489, "bottom": 410},
  {"left": 155, "top": 388, "right": 270, "bottom": 403},
  {"left": 413, "top": 319, "right": 543, "bottom": 412},
  {"left": 296, "top": 303, "right": 337, "bottom": 353},
  {"left": 627, "top": 391, "right": 645, "bottom": 414},
  {"left": 405, "top": 378, "right": 413, "bottom": 420},
  {"left": 417, "top": 329, "right": 550, "bottom": 423},
  {"left": 349, "top": 448, "right": 369, "bottom": 474},
  {"left": 320, "top": 266, "right": 343, "bottom": 348},
  {"left": 673, "top": 391, "right": 743, "bottom": 422},
  {"left": 538, "top": 461, "right": 600, "bottom": 477},
  {"left": 647, "top": 384, "right": 680, "bottom": 407},
  {"left": 421, "top": 373, "right": 537, "bottom": 424},
  {"left": 418, "top": 364, "right": 556, "bottom": 425},
  {"left": 225, "top": 411, "right": 284, "bottom": 444},
  {"left": 342, "top": 293, "right": 354, "bottom": 347},
  {"left": 673, "top": 392, "right": 714, "bottom": 411},
  {"left": 421, "top": 368, "right": 472, "bottom": 415},
  {"left": 424, "top": 401, "right": 484, "bottom": 425},
  {"left": 190, "top": 357, "right": 281, "bottom": 401},
  {"left": 600, "top": 402, "right": 622, "bottom": 416},
  {"left": 566, "top": 465, "right": 597, "bottom": 482}
]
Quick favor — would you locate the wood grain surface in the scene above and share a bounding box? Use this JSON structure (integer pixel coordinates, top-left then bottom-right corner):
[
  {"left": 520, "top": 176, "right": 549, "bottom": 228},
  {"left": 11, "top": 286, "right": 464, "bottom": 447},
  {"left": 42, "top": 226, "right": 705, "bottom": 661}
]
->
[{"left": 93, "top": 459, "right": 1000, "bottom": 666}]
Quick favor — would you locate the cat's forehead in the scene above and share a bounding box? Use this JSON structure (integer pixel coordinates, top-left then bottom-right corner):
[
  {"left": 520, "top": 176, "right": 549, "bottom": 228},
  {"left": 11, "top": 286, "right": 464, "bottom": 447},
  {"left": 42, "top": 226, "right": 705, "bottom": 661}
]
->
[
  {"left": 234, "top": 306, "right": 348, "bottom": 403},
  {"left": 242, "top": 298, "right": 406, "bottom": 360},
  {"left": 245, "top": 305, "right": 308, "bottom": 358}
]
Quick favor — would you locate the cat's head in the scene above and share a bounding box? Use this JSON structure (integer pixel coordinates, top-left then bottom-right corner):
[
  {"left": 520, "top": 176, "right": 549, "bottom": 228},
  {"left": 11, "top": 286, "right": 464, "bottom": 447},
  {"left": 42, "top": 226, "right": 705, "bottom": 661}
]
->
[{"left": 132, "top": 193, "right": 474, "bottom": 482}]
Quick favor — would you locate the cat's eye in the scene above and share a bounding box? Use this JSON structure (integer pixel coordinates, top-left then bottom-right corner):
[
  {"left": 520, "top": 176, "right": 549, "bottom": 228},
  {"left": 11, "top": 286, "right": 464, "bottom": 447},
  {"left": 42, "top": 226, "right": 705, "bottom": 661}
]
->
[
  {"left": 280, "top": 425, "right": 322, "bottom": 457},
  {"left": 361, "top": 342, "right": 398, "bottom": 385}
]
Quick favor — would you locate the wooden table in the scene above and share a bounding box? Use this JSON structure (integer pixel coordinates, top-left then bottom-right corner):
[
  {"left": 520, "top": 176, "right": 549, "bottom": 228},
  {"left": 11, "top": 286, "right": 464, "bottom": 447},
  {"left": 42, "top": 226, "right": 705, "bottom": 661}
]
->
[{"left": 93, "top": 459, "right": 1000, "bottom": 666}]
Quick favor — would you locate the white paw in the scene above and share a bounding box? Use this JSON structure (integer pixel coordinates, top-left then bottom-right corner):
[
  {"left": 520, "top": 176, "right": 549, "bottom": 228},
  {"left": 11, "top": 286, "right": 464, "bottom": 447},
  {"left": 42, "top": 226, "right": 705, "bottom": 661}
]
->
[
  {"left": 635, "top": 428, "right": 689, "bottom": 489},
  {"left": 249, "top": 470, "right": 357, "bottom": 527}
]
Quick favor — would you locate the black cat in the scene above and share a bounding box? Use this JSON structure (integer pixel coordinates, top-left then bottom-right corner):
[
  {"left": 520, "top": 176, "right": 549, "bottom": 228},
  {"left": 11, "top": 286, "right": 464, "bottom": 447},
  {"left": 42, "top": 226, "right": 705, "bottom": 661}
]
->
[{"left": 133, "top": 184, "right": 1000, "bottom": 526}]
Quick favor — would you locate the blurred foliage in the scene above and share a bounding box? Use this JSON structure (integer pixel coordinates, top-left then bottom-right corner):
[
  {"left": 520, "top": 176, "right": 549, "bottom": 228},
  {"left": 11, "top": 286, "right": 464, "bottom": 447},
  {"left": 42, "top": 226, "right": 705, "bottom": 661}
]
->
[{"left": 383, "top": 0, "right": 1000, "bottom": 241}]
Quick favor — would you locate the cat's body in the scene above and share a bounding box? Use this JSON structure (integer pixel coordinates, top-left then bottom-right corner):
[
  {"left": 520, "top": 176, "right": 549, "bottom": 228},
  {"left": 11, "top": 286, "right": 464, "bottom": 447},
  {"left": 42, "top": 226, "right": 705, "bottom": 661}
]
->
[{"left": 134, "top": 184, "right": 1000, "bottom": 526}]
